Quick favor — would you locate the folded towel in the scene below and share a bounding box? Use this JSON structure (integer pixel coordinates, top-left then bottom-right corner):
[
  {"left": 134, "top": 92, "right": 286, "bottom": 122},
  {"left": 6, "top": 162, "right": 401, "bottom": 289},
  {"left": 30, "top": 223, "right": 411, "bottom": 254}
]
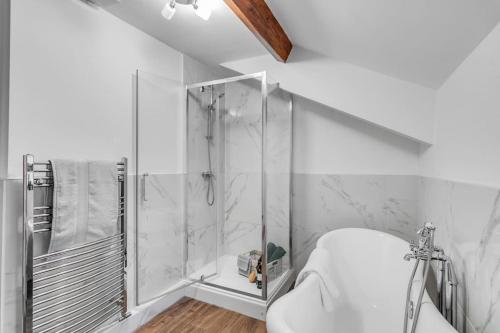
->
[
  {"left": 295, "top": 248, "right": 339, "bottom": 312},
  {"left": 48, "top": 159, "right": 119, "bottom": 253},
  {"left": 267, "top": 242, "right": 277, "bottom": 263},
  {"left": 269, "top": 246, "right": 286, "bottom": 262}
]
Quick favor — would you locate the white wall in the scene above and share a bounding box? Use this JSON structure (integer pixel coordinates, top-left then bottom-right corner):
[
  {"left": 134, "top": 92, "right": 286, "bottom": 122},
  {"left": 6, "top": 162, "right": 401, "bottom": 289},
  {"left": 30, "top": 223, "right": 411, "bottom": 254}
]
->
[
  {"left": 183, "top": 55, "right": 237, "bottom": 85},
  {"left": 222, "top": 47, "right": 436, "bottom": 144},
  {"left": 2, "top": 0, "right": 186, "bottom": 330},
  {"left": 0, "top": 1, "right": 10, "bottom": 326},
  {"left": 0, "top": 0, "right": 9, "bottom": 179},
  {"left": 7, "top": 0, "right": 183, "bottom": 179},
  {"left": 293, "top": 96, "right": 420, "bottom": 175},
  {"left": 420, "top": 21, "right": 500, "bottom": 188}
]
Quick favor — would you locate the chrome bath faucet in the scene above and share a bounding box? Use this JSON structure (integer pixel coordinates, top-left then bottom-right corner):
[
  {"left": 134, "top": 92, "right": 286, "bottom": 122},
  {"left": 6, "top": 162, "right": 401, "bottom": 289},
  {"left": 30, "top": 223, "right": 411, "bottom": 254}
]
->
[{"left": 403, "top": 222, "right": 457, "bottom": 333}]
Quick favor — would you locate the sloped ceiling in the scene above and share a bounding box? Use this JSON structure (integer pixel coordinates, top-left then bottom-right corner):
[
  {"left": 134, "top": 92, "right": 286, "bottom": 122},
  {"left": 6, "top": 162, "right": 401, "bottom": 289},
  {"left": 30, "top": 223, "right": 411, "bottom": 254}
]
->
[
  {"left": 104, "top": 0, "right": 500, "bottom": 88},
  {"left": 265, "top": 0, "right": 500, "bottom": 88}
]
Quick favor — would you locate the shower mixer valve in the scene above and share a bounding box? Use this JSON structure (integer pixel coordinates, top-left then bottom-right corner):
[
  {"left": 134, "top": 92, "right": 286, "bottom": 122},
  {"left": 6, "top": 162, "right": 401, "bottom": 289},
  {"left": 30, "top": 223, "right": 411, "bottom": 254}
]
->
[{"left": 202, "top": 171, "right": 214, "bottom": 179}]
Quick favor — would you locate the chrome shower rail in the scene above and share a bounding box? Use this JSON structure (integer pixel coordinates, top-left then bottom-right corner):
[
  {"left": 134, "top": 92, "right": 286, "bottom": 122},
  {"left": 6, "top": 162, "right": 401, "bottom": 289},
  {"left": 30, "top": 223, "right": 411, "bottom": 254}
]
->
[{"left": 23, "top": 154, "right": 130, "bottom": 333}]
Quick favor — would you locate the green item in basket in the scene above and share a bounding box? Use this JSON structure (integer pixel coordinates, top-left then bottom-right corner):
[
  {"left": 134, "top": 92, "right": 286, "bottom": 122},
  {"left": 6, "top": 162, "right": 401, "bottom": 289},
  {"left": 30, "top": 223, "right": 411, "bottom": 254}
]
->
[
  {"left": 269, "top": 246, "right": 286, "bottom": 262},
  {"left": 267, "top": 242, "right": 277, "bottom": 263}
]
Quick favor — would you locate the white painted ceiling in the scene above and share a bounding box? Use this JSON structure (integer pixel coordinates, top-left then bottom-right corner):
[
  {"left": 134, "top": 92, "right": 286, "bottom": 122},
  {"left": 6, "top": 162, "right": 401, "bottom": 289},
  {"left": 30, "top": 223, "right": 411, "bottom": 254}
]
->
[
  {"left": 103, "top": 0, "right": 265, "bottom": 64},
  {"left": 104, "top": 0, "right": 500, "bottom": 88},
  {"left": 266, "top": 0, "right": 500, "bottom": 88}
]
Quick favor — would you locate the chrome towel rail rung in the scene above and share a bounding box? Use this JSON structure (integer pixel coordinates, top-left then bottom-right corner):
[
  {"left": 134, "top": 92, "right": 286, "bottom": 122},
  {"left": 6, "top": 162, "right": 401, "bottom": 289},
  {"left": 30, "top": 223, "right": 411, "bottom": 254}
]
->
[
  {"left": 66, "top": 303, "right": 122, "bottom": 333},
  {"left": 34, "top": 162, "right": 125, "bottom": 166},
  {"left": 33, "top": 257, "right": 124, "bottom": 291},
  {"left": 34, "top": 233, "right": 123, "bottom": 261},
  {"left": 34, "top": 228, "right": 51, "bottom": 233},
  {"left": 33, "top": 172, "right": 126, "bottom": 176},
  {"left": 33, "top": 279, "right": 124, "bottom": 316},
  {"left": 33, "top": 288, "right": 123, "bottom": 329},
  {"left": 35, "top": 297, "right": 123, "bottom": 333},
  {"left": 33, "top": 174, "right": 124, "bottom": 182},
  {"left": 33, "top": 221, "right": 51, "bottom": 227},
  {"left": 33, "top": 262, "right": 123, "bottom": 299},
  {"left": 33, "top": 245, "right": 123, "bottom": 276},
  {"left": 33, "top": 274, "right": 124, "bottom": 308},
  {"left": 33, "top": 237, "right": 123, "bottom": 269},
  {"left": 34, "top": 289, "right": 123, "bottom": 327},
  {"left": 34, "top": 251, "right": 123, "bottom": 284},
  {"left": 33, "top": 213, "right": 51, "bottom": 218},
  {"left": 34, "top": 206, "right": 51, "bottom": 210}
]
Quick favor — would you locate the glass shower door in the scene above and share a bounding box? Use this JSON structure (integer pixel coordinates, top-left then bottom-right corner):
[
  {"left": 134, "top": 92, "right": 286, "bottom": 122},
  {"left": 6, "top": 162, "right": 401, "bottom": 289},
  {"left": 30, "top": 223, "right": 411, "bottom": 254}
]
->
[
  {"left": 186, "top": 74, "right": 265, "bottom": 298},
  {"left": 135, "top": 70, "right": 187, "bottom": 304},
  {"left": 185, "top": 85, "right": 221, "bottom": 281},
  {"left": 265, "top": 85, "right": 293, "bottom": 298}
]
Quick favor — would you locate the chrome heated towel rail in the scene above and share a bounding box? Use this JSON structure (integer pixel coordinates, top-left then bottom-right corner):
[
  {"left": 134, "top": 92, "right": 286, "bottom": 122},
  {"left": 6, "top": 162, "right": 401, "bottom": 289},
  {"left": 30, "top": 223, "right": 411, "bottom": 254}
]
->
[{"left": 22, "top": 154, "right": 130, "bottom": 333}]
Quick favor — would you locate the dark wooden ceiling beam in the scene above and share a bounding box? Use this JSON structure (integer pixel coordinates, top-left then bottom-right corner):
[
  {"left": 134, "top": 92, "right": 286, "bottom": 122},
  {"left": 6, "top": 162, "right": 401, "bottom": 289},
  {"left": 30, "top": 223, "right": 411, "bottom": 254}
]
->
[{"left": 224, "top": 0, "right": 293, "bottom": 62}]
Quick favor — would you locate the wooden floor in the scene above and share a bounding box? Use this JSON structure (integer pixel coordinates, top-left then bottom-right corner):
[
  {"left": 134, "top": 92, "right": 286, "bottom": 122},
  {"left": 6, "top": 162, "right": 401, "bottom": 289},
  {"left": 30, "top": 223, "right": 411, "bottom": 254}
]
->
[{"left": 136, "top": 298, "right": 267, "bottom": 333}]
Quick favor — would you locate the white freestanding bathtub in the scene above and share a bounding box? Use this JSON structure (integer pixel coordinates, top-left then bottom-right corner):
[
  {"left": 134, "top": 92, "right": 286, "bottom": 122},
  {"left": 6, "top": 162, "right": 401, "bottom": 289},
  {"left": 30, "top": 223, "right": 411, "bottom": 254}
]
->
[{"left": 267, "top": 228, "right": 456, "bottom": 333}]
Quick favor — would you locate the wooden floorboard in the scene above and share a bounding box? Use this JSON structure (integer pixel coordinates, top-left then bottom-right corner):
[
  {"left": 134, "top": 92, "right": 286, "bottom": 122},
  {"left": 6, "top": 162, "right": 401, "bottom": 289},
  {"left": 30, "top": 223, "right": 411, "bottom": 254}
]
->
[{"left": 136, "top": 298, "right": 267, "bottom": 333}]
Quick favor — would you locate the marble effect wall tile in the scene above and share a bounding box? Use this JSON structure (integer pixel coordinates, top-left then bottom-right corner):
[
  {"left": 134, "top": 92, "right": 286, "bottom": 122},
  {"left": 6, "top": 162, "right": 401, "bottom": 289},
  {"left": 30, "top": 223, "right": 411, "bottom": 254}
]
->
[
  {"left": 418, "top": 177, "right": 500, "bottom": 333},
  {"left": 292, "top": 174, "right": 500, "bottom": 333},
  {"left": 1, "top": 180, "right": 23, "bottom": 333},
  {"left": 292, "top": 174, "right": 419, "bottom": 272},
  {"left": 266, "top": 88, "right": 292, "bottom": 174},
  {"left": 266, "top": 88, "right": 292, "bottom": 271},
  {"left": 224, "top": 80, "right": 262, "bottom": 174},
  {"left": 186, "top": 173, "right": 217, "bottom": 275},
  {"left": 223, "top": 172, "right": 261, "bottom": 255},
  {"left": 221, "top": 80, "right": 263, "bottom": 257},
  {"left": 136, "top": 174, "right": 184, "bottom": 304}
]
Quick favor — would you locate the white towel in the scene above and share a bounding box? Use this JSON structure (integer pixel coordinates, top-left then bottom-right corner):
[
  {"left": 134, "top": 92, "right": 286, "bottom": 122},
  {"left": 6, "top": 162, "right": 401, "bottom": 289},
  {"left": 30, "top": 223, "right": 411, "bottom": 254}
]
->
[
  {"left": 295, "top": 248, "right": 339, "bottom": 312},
  {"left": 48, "top": 159, "right": 119, "bottom": 253}
]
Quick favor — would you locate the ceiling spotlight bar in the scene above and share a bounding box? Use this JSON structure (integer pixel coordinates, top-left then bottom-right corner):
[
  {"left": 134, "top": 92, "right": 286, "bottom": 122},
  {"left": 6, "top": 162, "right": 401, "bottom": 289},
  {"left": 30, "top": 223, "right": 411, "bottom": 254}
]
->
[{"left": 161, "top": 0, "right": 212, "bottom": 21}]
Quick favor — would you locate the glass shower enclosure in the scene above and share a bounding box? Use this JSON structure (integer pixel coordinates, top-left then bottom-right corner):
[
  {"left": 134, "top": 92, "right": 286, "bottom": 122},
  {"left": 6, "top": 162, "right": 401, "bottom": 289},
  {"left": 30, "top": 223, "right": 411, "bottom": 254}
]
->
[
  {"left": 185, "top": 72, "right": 293, "bottom": 299},
  {"left": 135, "top": 71, "right": 292, "bottom": 304}
]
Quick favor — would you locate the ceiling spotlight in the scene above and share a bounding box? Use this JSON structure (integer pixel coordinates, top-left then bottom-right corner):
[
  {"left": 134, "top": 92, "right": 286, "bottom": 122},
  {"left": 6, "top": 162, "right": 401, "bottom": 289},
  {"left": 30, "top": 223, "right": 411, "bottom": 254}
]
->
[
  {"left": 161, "top": 0, "right": 212, "bottom": 21},
  {"left": 161, "top": 0, "right": 176, "bottom": 20},
  {"left": 193, "top": 0, "right": 212, "bottom": 21}
]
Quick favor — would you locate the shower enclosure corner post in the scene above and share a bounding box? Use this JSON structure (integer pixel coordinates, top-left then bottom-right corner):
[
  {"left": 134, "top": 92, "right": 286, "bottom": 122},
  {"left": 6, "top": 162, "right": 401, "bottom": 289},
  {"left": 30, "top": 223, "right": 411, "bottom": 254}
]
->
[
  {"left": 214, "top": 85, "right": 224, "bottom": 276},
  {"left": 22, "top": 154, "right": 34, "bottom": 333},
  {"left": 261, "top": 72, "right": 268, "bottom": 301},
  {"left": 183, "top": 83, "right": 189, "bottom": 281},
  {"left": 288, "top": 94, "right": 294, "bottom": 271}
]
